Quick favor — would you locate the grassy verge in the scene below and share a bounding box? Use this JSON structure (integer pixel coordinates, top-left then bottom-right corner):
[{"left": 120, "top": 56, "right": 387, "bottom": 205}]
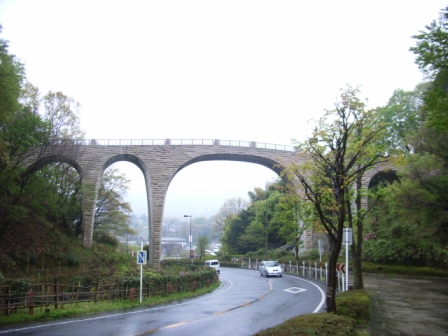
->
[{"left": 0, "top": 281, "right": 220, "bottom": 325}]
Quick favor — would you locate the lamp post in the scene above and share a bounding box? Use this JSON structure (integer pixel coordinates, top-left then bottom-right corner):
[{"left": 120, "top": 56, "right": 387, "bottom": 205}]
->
[{"left": 184, "top": 215, "right": 193, "bottom": 264}]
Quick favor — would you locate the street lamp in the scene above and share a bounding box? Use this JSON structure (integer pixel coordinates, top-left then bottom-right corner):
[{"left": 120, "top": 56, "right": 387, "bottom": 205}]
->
[{"left": 184, "top": 215, "right": 193, "bottom": 264}]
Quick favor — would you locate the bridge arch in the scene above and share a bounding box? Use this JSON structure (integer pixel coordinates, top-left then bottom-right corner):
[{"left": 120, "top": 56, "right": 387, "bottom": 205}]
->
[
  {"left": 170, "top": 153, "right": 285, "bottom": 186},
  {"left": 26, "top": 154, "right": 83, "bottom": 176},
  {"left": 28, "top": 139, "right": 388, "bottom": 267}
]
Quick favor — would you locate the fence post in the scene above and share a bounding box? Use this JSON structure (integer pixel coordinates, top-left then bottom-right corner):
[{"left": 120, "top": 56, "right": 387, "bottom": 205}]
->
[
  {"left": 5, "top": 286, "right": 10, "bottom": 316},
  {"left": 28, "top": 290, "right": 34, "bottom": 315},
  {"left": 53, "top": 278, "right": 58, "bottom": 310}
]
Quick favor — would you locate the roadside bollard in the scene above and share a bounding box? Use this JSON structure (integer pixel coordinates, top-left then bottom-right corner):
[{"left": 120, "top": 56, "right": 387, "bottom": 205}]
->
[{"left": 130, "top": 288, "right": 135, "bottom": 301}]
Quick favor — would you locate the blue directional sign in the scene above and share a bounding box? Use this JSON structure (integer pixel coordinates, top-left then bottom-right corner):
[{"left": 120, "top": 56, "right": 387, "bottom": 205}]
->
[{"left": 137, "top": 251, "right": 147, "bottom": 265}]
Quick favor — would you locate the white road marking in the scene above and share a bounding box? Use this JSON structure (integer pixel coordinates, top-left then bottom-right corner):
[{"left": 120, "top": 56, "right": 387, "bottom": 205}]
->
[{"left": 284, "top": 287, "right": 307, "bottom": 294}]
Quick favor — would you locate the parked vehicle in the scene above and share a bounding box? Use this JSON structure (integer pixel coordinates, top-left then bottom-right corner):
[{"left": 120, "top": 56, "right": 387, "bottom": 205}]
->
[
  {"left": 205, "top": 259, "right": 220, "bottom": 274},
  {"left": 259, "top": 260, "right": 282, "bottom": 277}
]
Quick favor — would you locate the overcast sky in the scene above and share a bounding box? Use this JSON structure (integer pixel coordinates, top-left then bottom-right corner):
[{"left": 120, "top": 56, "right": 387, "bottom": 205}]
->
[{"left": 0, "top": 0, "right": 444, "bottom": 219}]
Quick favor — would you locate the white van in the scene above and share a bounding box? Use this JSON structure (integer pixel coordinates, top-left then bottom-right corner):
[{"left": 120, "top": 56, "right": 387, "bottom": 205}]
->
[{"left": 205, "top": 259, "right": 220, "bottom": 274}]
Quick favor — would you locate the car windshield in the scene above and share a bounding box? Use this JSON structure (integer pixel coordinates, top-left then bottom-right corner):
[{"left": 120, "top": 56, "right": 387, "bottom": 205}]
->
[{"left": 266, "top": 261, "right": 279, "bottom": 267}]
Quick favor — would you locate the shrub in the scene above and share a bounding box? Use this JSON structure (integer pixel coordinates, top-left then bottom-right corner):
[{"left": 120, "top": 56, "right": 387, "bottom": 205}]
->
[
  {"left": 362, "top": 262, "right": 448, "bottom": 277},
  {"left": 93, "top": 232, "right": 119, "bottom": 247},
  {"left": 300, "top": 248, "right": 320, "bottom": 260},
  {"left": 363, "top": 238, "right": 447, "bottom": 267},
  {"left": 254, "top": 313, "right": 357, "bottom": 336},
  {"left": 336, "top": 290, "right": 370, "bottom": 324}
]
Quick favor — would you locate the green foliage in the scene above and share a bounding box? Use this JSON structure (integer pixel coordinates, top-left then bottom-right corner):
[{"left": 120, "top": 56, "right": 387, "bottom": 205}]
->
[
  {"left": 375, "top": 87, "right": 423, "bottom": 154},
  {"left": 254, "top": 313, "right": 357, "bottom": 336},
  {"left": 196, "top": 235, "right": 210, "bottom": 259},
  {"left": 363, "top": 238, "right": 447, "bottom": 267},
  {"left": 93, "top": 232, "right": 120, "bottom": 247},
  {"left": 0, "top": 25, "right": 24, "bottom": 126},
  {"left": 336, "top": 290, "right": 370, "bottom": 324},
  {"left": 410, "top": 6, "right": 448, "bottom": 132},
  {"left": 300, "top": 248, "right": 320, "bottom": 261}
]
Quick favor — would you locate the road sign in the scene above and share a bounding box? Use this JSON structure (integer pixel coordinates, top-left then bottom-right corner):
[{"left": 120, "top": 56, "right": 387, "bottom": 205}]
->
[
  {"left": 137, "top": 251, "right": 147, "bottom": 265},
  {"left": 336, "top": 263, "right": 346, "bottom": 273}
]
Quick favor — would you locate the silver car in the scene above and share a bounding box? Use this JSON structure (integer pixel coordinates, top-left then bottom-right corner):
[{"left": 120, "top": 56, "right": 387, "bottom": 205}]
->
[{"left": 259, "top": 260, "right": 282, "bottom": 277}]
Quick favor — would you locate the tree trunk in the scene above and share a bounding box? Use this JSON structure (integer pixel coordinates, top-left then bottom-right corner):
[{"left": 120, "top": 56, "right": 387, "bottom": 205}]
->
[
  {"left": 353, "top": 168, "right": 364, "bottom": 290},
  {"left": 326, "top": 242, "right": 340, "bottom": 313},
  {"left": 353, "top": 245, "right": 364, "bottom": 289}
]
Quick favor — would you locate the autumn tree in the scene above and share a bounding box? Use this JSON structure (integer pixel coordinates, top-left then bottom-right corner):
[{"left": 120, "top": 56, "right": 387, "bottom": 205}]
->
[{"left": 285, "top": 86, "right": 388, "bottom": 313}]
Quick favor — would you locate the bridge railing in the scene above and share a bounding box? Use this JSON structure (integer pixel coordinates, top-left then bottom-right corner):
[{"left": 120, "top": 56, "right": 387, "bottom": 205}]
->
[{"left": 72, "top": 139, "right": 296, "bottom": 152}]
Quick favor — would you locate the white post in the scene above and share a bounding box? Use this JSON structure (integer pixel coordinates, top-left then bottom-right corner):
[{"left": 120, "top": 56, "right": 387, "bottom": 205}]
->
[
  {"left": 249, "top": 259, "right": 251, "bottom": 269},
  {"left": 337, "top": 271, "right": 341, "bottom": 292},
  {"left": 140, "top": 242, "right": 143, "bottom": 303},
  {"left": 314, "top": 262, "right": 317, "bottom": 279},
  {"left": 343, "top": 228, "right": 353, "bottom": 291},
  {"left": 345, "top": 243, "right": 349, "bottom": 291},
  {"left": 318, "top": 239, "right": 322, "bottom": 263},
  {"left": 302, "top": 261, "right": 305, "bottom": 276},
  {"left": 325, "top": 262, "right": 328, "bottom": 283}
]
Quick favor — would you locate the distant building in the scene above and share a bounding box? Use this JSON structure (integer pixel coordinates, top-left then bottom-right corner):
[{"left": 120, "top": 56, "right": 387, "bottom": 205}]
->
[{"left": 161, "top": 237, "right": 186, "bottom": 247}]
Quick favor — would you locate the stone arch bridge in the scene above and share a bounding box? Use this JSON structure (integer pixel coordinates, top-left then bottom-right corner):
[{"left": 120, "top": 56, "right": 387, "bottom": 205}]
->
[{"left": 25, "top": 139, "right": 387, "bottom": 267}]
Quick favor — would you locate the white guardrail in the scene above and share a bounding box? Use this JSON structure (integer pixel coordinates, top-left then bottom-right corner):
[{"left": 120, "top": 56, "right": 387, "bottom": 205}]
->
[
  {"left": 68, "top": 139, "right": 296, "bottom": 152},
  {"left": 241, "top": 259, "right": 350, "bottom": 292}
]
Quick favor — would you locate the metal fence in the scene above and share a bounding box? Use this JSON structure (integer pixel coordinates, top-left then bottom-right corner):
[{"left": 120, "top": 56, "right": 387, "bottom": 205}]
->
[
  {"left": 66, "top": 138, "right": 296, "bottom": 152},
  {"left": 237, "top": 259, "right": 349, "bottom": 291}
]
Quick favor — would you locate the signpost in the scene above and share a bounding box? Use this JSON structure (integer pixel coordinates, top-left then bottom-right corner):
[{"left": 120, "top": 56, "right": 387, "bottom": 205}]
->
[
  {"left": 137, "top": 242, "right": 147, "bottom": 303},
  {"left": 343, "top": 228, "right": 353, "bottom": 291}
]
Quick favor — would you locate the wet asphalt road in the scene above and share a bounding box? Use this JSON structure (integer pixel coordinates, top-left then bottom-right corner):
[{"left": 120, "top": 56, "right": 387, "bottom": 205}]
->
[{"left": 0, "top": 268, "right": 326, "bottom": 336}]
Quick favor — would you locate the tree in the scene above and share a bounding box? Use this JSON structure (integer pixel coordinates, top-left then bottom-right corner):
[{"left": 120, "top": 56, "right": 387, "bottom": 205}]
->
[
  {"left": 376, "top": 87, "right": 424, "bottom": 154},
  {"left": 212, "top": 197, "right": 247, "bottom": 234},
  {"left": 196, "top": 235, "right": 210, "bottom": 260},
  {"left": 410, "top": 6, "right": 448, "bottom": 132},
  {"left": 0, "top": 25, "right": 24, "bottom": 127},
  {"left": 285, "top": 86, "right": 388, "bottom": 313},
  {"left": 274, "top": 190, "right": 315, "bottom": 260},
  {"left": 94, "top": 167, "right": 133, "bottom": 240}
]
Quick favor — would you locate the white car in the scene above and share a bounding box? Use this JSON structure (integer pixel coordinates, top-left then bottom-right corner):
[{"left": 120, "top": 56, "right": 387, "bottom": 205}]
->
[
  {"left": 205, "top": 259, "right": 220, "bottom": 274},
  {"left": 259, "top": 260, "right": 282, "bottom": 277}
]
